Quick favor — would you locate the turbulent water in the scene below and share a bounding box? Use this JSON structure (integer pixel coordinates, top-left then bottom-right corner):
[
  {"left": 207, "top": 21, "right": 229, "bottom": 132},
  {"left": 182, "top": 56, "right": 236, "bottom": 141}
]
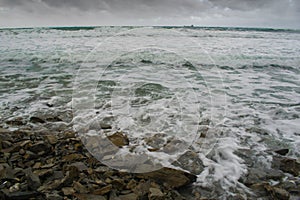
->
[{"left": 1, "top": 26, "right": 300, "bottom": 198}]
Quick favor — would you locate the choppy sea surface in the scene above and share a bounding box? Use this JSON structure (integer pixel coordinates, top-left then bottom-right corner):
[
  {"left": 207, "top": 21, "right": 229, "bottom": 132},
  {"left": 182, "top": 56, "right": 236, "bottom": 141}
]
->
[{"left": 0, "top": 26, "right": 299, "bottom": 198}]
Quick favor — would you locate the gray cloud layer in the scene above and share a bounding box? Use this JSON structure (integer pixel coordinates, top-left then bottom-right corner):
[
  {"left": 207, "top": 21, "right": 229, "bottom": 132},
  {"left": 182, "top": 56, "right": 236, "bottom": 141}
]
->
[{"left": 0, "top": 0, "right": 299, "bottom": 28}]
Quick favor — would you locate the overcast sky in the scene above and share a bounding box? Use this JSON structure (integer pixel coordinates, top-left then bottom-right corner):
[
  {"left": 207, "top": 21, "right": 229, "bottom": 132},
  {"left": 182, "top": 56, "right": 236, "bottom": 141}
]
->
[{"left": 0, "top": 0, "right": 299, "bottom": 28}]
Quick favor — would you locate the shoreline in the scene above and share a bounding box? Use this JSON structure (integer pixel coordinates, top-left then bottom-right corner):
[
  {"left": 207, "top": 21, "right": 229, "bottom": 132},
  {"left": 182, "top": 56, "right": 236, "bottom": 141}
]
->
[{"left": 0, "top": 116, "right": 299, "bottom": 199}]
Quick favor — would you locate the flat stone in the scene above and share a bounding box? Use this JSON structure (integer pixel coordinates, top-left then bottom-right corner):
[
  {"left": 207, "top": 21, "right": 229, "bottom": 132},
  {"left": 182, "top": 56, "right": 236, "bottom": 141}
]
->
[
  {"left": 107, "top": 132, "right": 129, "bottom": 148},
  {"left": 70, "top": 162, "right": 88, "bottom": 171},
  {"left": 62, "top": 153, "right": 84, "bottom": 162},
  {"left": 44, "top": 135, "right": 58, "bottom": 145},
  {"left": 93, "top": 184, "right": 112, "bottom": 195},
  {"left": 24, "top": 168, "right": 41, "bottom": 190},
  {"left": 28, "top": 141, "right": 51, "bottom": 154},
  {"left": 29, "top": 116, "right": 46, "bottom": 124},
  {"left": 64, "top": 131, "right": 76, "bottom": 139},
  {"left": 3, "top": 191, "right": 39, "bottom": 200},
  {"left": 148, "top": 188, "right": 164, "bottom": 200},
  {"left": 119, "top": 193, "right": 138, "bottom": 200},
  {"left": 73, "top": 181, "right": 89, "bottom": 194},
  {"left": 45, "top": 191, "right": 63, "bottom": 200},
  {"left": 137, "top": 167, "right": 196, "bottom": 188},
  {"left": 62, "top": 187, "right": 75, "bottom": 196},
  {"left": 74, "top": 194, "right": 107, "bottom": 200},
  {"left": 34, "top": 168, "right": 53, "bottom": 178}
]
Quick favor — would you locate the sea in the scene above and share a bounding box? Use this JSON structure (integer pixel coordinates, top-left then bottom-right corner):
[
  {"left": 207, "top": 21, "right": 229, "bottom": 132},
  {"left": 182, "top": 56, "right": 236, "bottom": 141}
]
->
[{"left": 0, "top": 26, "right": 299, "bottom": 199}]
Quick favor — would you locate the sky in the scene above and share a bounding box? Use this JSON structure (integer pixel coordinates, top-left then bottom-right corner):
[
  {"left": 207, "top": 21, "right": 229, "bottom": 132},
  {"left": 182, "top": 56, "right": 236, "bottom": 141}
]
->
[{"left": 0, "top": 0, "right": 299, "bottom": 28}]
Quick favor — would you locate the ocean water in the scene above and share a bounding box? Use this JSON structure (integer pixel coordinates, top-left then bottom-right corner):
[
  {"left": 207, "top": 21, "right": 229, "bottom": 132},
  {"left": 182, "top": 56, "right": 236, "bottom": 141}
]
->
[{"left": 0, "top": 26, "right": 300, "bottom": 198}]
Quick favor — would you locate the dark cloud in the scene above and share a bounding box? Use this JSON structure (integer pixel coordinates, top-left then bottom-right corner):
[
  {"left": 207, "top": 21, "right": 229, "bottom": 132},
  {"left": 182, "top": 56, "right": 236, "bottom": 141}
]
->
[{"left": 0, "top": 0, "right": 299, "bottom": 28}]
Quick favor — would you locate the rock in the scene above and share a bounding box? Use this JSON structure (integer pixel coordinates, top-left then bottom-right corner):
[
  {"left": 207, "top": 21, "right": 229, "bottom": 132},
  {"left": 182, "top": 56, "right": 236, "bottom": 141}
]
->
[
  {"left": 6, "top": 117, "right": 26, "bottom": 126},
  {"left": 93, "top": 184, "right": 112, "bottom": 195},
  {"left": 126, "top": 179, "right": 137, "bottom": 190},
  {"left": 272, "top": 156, "right": 300, "bottom": 176},
  {"left": 173, "top": 150, "right": 204, "bottom": 174},
  {"left": 62, "top": 166, "right": 79, "bottom": 186},
  {"left": 9, "top": 183, "right": 20, "bottom": 193},
  {"left": 2, "top": 191, "right": 39, "bottom": 200},
  {"left": 133, "top": 181, "right": 151, "bottom": 197},
  {"left": 23, "top": 151, "right": 39, "bottom": 160},
  {"left": 70, "top": 162, "right": 88, "bottom": 171},
  {"left": 28, "top": 141, "right": 51, "bottom": 154},
  {"left": 137, "top": 167, "right": 196, "bottom": 188},
  {"left": 119, "top": 193, "right": 138, "bottom": 200},
  {"left": 100, "top": 120, "right": 112, "bottom": 130},
  {"left": 264, "top": 184, "right": 290, "bottom": 200},
  {"left": 29, "top": 116, "right": 46, "bottom": 124},
  {"left": 52, "top": 170, "right": 64, "bottom": 180},
  {"left": 44, "top": 135, "right": 58, "bottom": 145},
  {"left": 64, "top": 131, "right": 76, "bottom": 138},
  {"left": 73, "top": 181, "right": 89, "bottom": 194},
  {"left": 148, "top": 188, "right": 164, "bottom": 200},
  {"left": 74, "top": 194, "right": 107, "bottom": 200},
  {"left": 34, "top": 168, "right": 53, "bottom": 178},
  {"left": 274, "top": 148, "right": 289, "bottom": 156},
  {"left": 24, "top": 168, "right": 41, "bottom": 190},
  {"left": 62, "top": 153, "right": 84, "bottom": 162},
  {"left": 45, "top": 191, "right": 63, "bottom": 200},
  {"left": 145, "top": 133, "right": 167, "bottom": 150},
  {"left": 107, "top": 132, "right": 129, "bottom": 148},
  {"left": 0, "top": 165, "right": 16, "bottom": 180},
  {"left": 62, "top": 187, "right": 75, "bottom": 196},
  {"left": 2, "top": 140, "right": 12, "bottom": 149}
]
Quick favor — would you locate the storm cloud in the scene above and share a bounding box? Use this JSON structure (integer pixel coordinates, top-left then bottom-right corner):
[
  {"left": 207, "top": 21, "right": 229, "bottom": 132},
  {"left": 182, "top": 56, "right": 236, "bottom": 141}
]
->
[{"left": 0, "top": 0, "right": 299, "bottom": 28}]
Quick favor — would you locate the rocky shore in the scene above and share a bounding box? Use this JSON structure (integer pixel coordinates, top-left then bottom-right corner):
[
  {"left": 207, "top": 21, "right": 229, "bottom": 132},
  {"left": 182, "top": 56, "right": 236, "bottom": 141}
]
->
[{"left": 0, "top": 115, "right": 299, "bottom": 200}]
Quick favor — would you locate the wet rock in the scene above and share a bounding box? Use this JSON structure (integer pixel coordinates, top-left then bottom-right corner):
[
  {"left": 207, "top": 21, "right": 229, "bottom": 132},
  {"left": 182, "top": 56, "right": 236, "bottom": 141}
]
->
[
  {"left": 73, "top": 181, "right": 89, "bottom": 194},
  {"left": 64, "top": 131, "right": 76, "bottom": 139},
  {"left": 52, "top": 170, "right": 64, "bottom": 180},
  {"left": 272, "top": 156, "right": 300, "bottom": 176},
  {"left": 148, "top": 187, "right": 164, "bottom": 200},
  {"left": 62, "top": 153, "right": 84, "bottom": 162},
  {"left": 2, "top": 190, "right": 39, "bottom": 200},
  {"left": 94, "top": 184, "right": 112, "bottom": 195},
  {"left": 145, "top": 133, "right": 167, "bottom": 150},
  {"left": 23, "top": 151, "right": 39, "bottom": 160},
  {"left": 61, "top": 166, "right": 79, "bottom": 186},
  {"left": 28, "top": 141, "right": 51, "bottom": 155},
  {"left": 44, "top": 135, "right": 58, "bottom": 145},
  {"left": 264, "top": 184, "right": 290, "bottom": 200},
  {"left": 126, "top": 179, "right": 137, "bottom": 190},
  {"left": 137, "top": 167, "right": 197, "bottom": 188},
  {"left": 100, "top": 121, "right": 112, "bottom": 129},
  {"left": 173, "top": 150, "right": 204, "bottom": 174},
  {"left": 70, "top": 162, "right": 88, "bottom": 171},
  {"left": 74, "top": 193, "right": 107, "bottom": 200},
  {"left": 6, "top": 117, "right": 26, "bottom": 126},
  {"left": 2, "top": 140, "right": 12, "bottom": 149},
  {"left": 9, "top": 183, "right": 20, "bottom": 193},
  {"left": 45, "top": 191, "right": 63, "bottom": 200},
  {"left": 29, "top": 116, "right": 46, "bottom": 124},
  {"left": 0, "top": 165, "right": 16, "bottom": 180},
  {"left": 24, "top": 168, "right": 41, "bottom": 190},
  {"left": 34, "top": 168, "right": 53, "bottom": 178},
  {"left": 119, "top": 193, "right": 138, "bottom": 200},
  {"left": 274, "top": 148, "right": 289, "bottom": 156},
  {"left": 62, "top": 187, "right": 75, "bottom": 196},
  {"left": 107, "top": 132, "right": 129, "bottom": 148},
  {"left": 133, "top": 181, "right": 151, "bottom": 197}
]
